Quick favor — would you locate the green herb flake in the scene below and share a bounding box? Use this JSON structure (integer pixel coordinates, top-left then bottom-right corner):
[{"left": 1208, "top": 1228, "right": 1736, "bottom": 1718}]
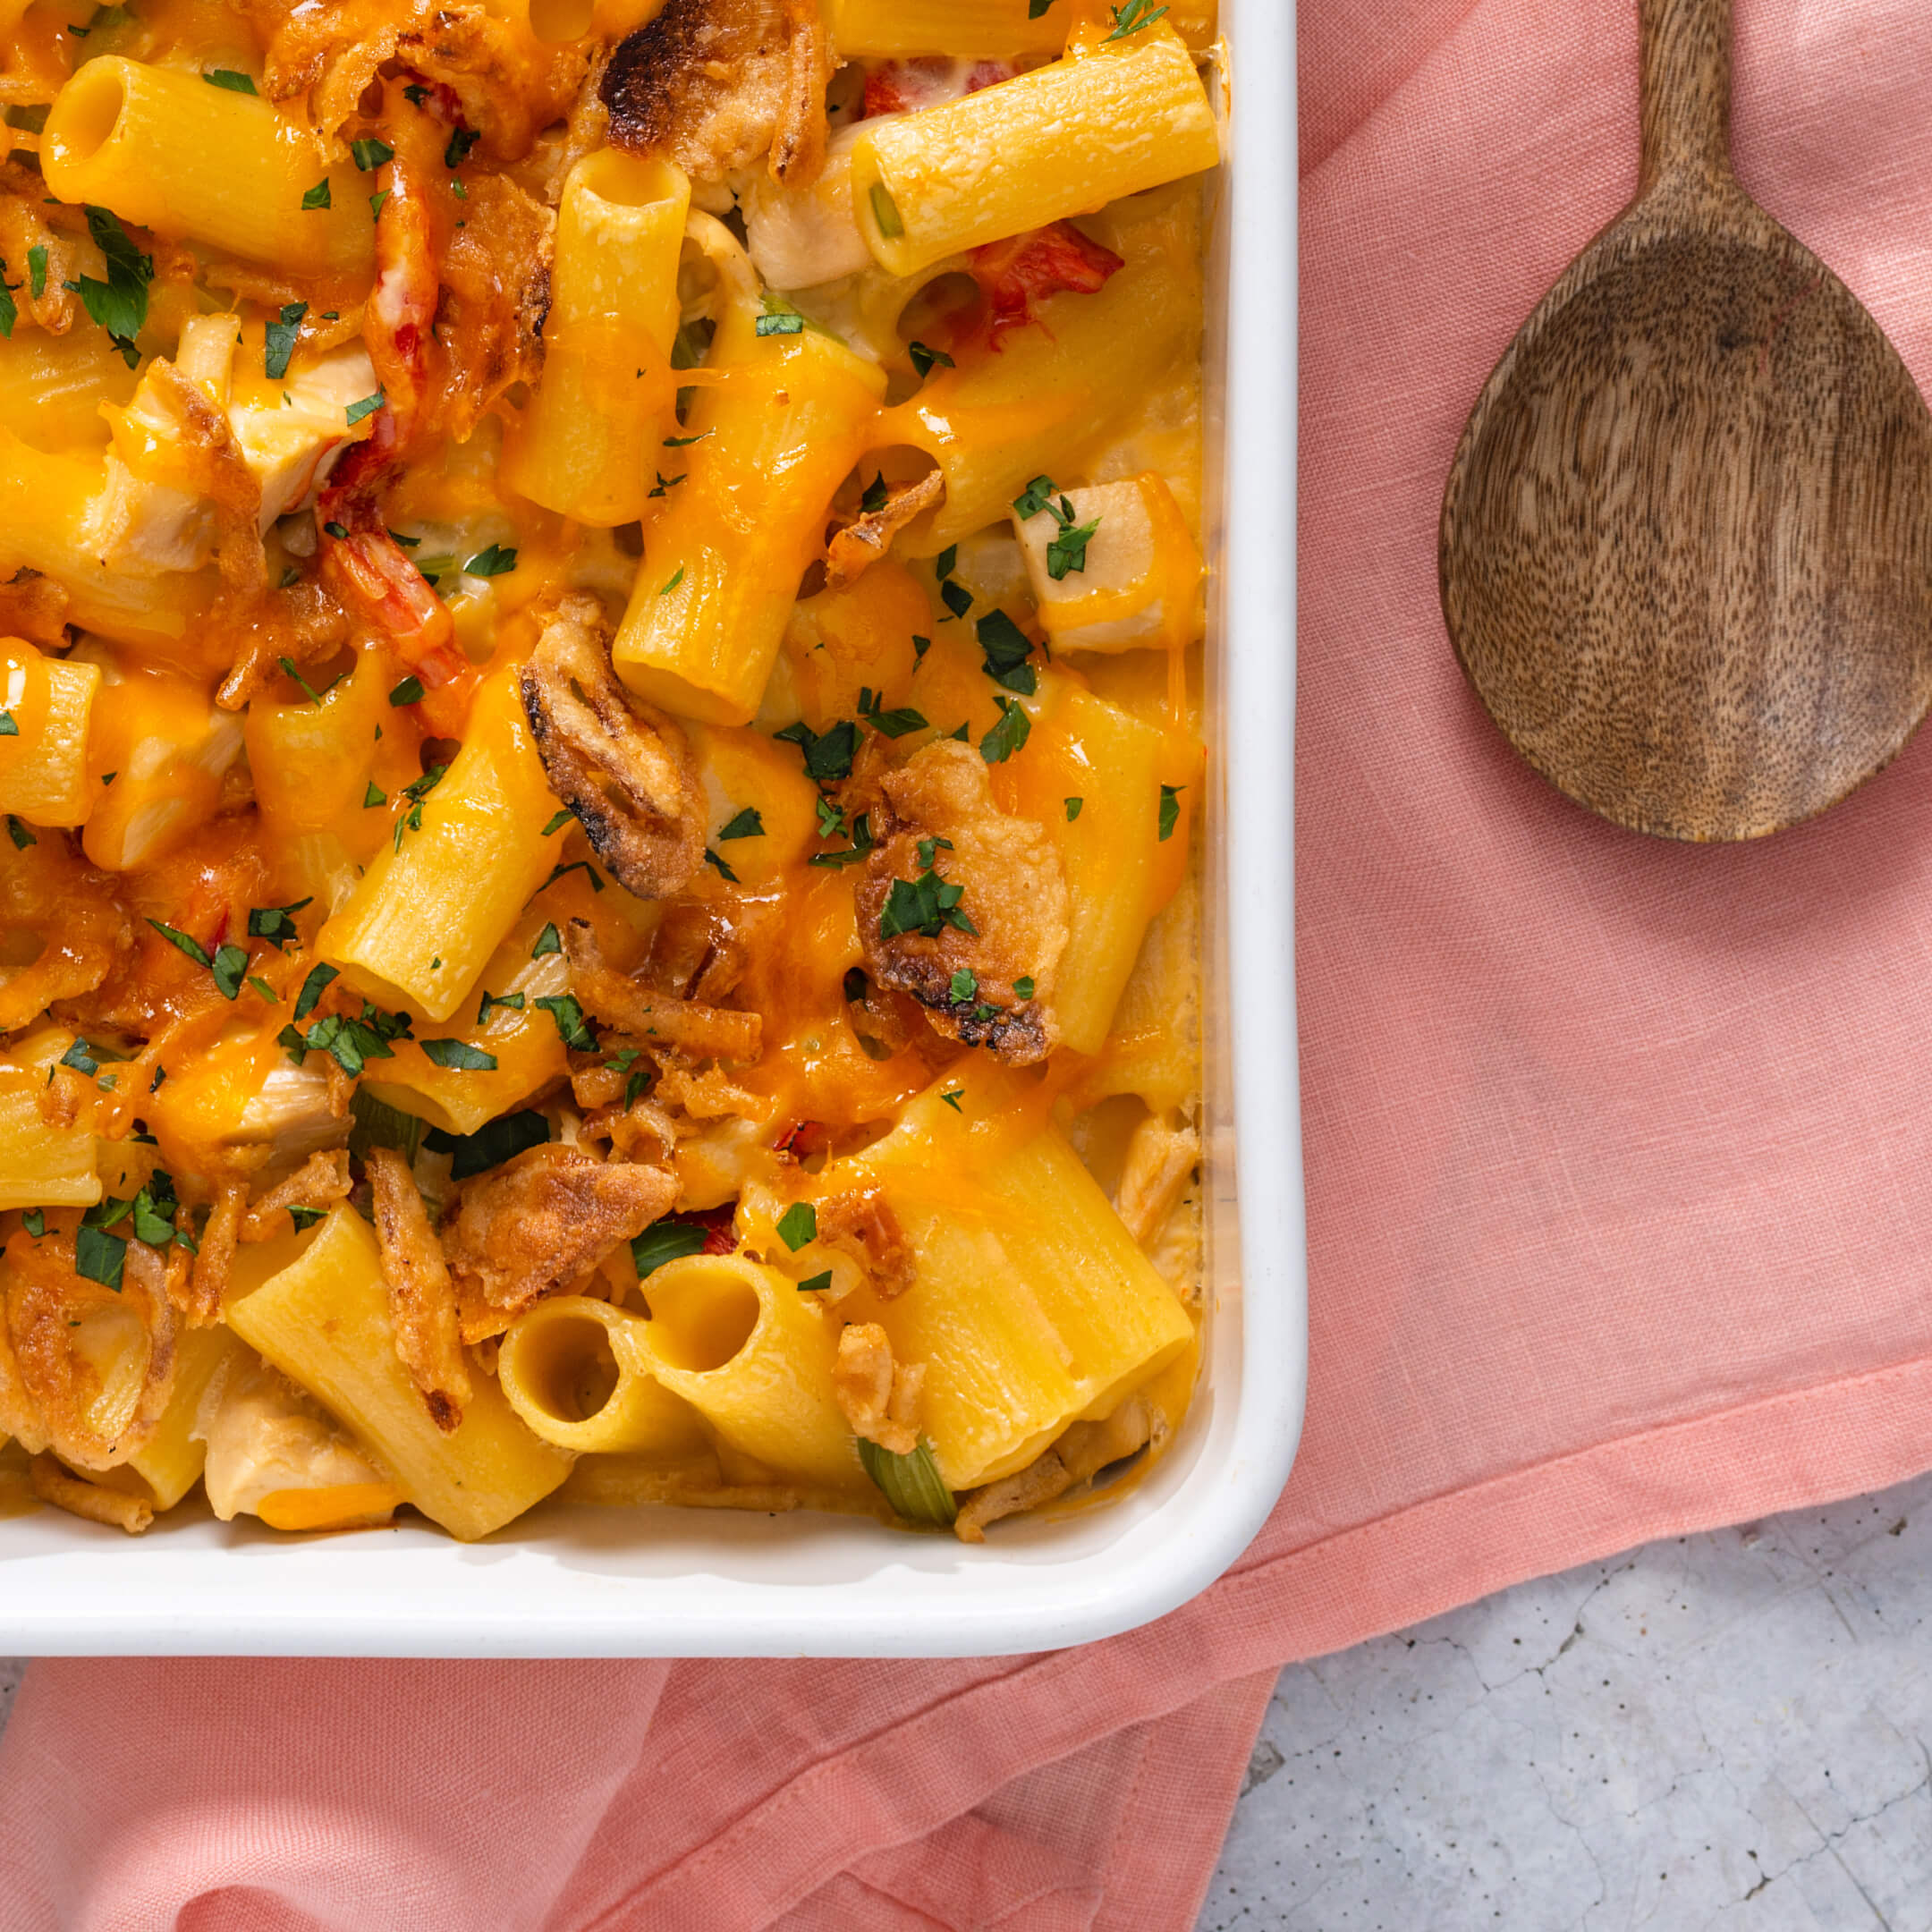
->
[
  {"left": 248, "top": 898, "right": 312, "bottom": 950},
  {"left": 859, "top": 472, "right": 889, "bottom": 516},
  {"left": 369, "top": 188, "right": 390, "bottom": 219},
  {"left": 538, "top": 858, "right": 605, "bottom": 894},
  {"left": 908, "top": 340, "right": 954, "bottom": 380},
  {"left": 421, "top": 1038, "right": 497, "bottom": 1071},
  {"left": 26, "top": 244, "right": 46, "bottom": 301},
  {"left": 774, "top": 716, "right": 860, "bottom": 784},
  {"left": 344, "top": 389, "right": 385, "bottom": 427},
  {"left": 938, "top": 1086, "right": 965, "bottom": 1113},
  {"left": 0, "top": 713, "right": 15, "bottom": 738},
  {"left": 1046, "top": 508, "right": 1101, "bottom": 580},
  {"left": 73, "top": 1221, "right": 126, "bottom": 1290},
  {"left": 210, "top": 943, "right": 248, "bottom": 1001},
  {"left": 657, "top": 565, "right": 686, "bottom": 597},
  {"left": 540, "top": 808, "right": 572, "bottom": 835},
  {"left": 979, "top": 694, "right": 1031, "bottom": 765},
  {"left": 879, "top": 866, "right": 975, "bottom": 941},
  {"left": 263, "top": 299, "right": 307, "bottom": 380},
  {"left": 21, "top": 1209, "right": 44, "bottom": 1237},
  {"left": 857, "top": 689, "right": 928, "bottom": 738},
  {"left": 975, "top": 610, "right": 1037, "bottom": 694},
  {"left": 948, "top": 967, "right": 978, "bottom": 1003},
  {"left": 146, "top": 918, "right": 212, "bottom": 968},
  {"left": 939, "top": 579, "right": 973, "bottom": 622},
  {"left": 1105, "top": 0, "right": 1170, "bottom": 38},
  {"left": 4, "top": 815, "right": 33, "bottom": 850},
  {"left": 476, "top": 988, "right": 526, "bottom": 1025},
  {"left": 58, "top": 1037, "right": 98, "bottom": 1076},
  {"left": 425, "top": 1107, "right": 551, "bottom": 1180},
  {"left": 387, "top": 674, "right": 424, "bottom": 706},
  {"left": 1013, "top": 976, "right": 1036, "bottom": 1000},
  {"left": 1013, "top": 475, "right": 1057, "bottom": 520},
  {"left": 292, "top": 961, "right": 338, "bottom": 1021},
  {"left": 717, "top": 806, "right": 765, "bottom": 842},
  {"left": 535, "top": 993, "right": 597, "bottom": 1052},
  {"left": 531, "top": 921, "right": 562, "bottom": 959},
  {"left": 203, "top": 68, "right": 257, "bottom": 93},
  {"left": 632, "top": 1218, "right": 710, "bottom": 1278},
  {"left": 445, "top": 125, "right": 480, "bottom": 168},
  {"left": 703, "top": 846, "right": 739, "bottom": 882},
  {"left": 775, "top": 1200, "right": 818, "bottom": 1251},
  {"left": 363, "top": 779, "right": 387, "bottom": 808},
  {"left": 797, "top": 1270, "right": 833, "bottom": 1293},
  {"left": 755, "top": 310, "right": 804, "bottom": 337},
  {"left": 1158, "top": 784, "right": 1182, "bottom": 841},
  {"left": 1064, "top": 795, "right": 1083, "bottom": 820},
  {"left": 301, "top": 179, "right": 332, "bottom": 211},
  {"left": 287, "top": 1204, "right": 326, "bottom": 1232},
  {"left": 463, "top": 541, "right": 517, "bottom": 577},
  {"left": 350, "top": 137, "right": 394, "bottom": 171}
]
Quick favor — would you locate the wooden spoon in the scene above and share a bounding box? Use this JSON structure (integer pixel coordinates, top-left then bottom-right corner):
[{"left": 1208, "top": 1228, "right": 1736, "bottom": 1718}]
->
[{"left": 1439, "top": 0, "right": 1932, "bottom": 842}]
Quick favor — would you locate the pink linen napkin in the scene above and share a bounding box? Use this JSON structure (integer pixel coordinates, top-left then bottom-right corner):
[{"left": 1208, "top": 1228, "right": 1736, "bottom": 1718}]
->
[{"left": 13, "top": 2, "right": 1932, "bottom": 1924}]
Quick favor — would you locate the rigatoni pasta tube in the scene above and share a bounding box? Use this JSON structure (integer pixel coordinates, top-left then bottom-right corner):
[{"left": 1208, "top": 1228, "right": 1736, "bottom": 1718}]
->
[
  {"left": 0, "top": 1031, "right": 98, "bottom": 1211},
  {"left": 851, "top": 32, "right": 1220, "bottom": 277},
  {"left": 612, "top": 315, "right": 887, "bottom": 724},
  {"left": 41, "top": 58, "right": 372, "bottom": 279},
  {"left": 502, "top": 152, "right": 690, "bottom": 527},
  {"left": 225, "top": 1208, "right": 572, "bottom": 1540},
  {"left": 0, "top": 640, "right": 99, "bottom": 829},
  {"left": 498, "top": 1296, "right": 709, "bottom": 1456},
  {"left": 632, "top": 1254, "right": 861, "bottom": 1489},
  {"left": 94, "top": 1324, "right": 242, "bottom": 1513},
  {"left": 318, "top": 665, "right": 560, "bottom": 1023}
]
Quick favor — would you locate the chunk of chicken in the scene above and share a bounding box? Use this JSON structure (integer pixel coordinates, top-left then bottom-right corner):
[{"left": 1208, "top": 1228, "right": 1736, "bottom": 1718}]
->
[
  {"left": 855, "top": 740, "right": 1069, "bottom": 1064},
  {"left": 194, "top": 1351, "right": 392, "bottom": 1524}
]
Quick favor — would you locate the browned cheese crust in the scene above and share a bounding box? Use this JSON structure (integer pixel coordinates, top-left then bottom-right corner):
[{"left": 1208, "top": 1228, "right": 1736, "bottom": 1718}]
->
[
  {"left": 600, "top": 0, "right": 832, "bottom": 184},
  {"left": 441, "top": 1142, "right": 678, "bottom": 1343},
  {"left": 521, "top": 597, "right": 705, "bottom": 901},
  {"left": 855, "top": 740, "right": 1070, "bottom": 1066}
]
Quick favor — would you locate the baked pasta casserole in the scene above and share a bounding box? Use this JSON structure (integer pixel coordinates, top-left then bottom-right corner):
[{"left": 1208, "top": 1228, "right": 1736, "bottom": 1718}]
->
[{"left": 0, "top": 0, "right": 1220, "bottom": 1542}]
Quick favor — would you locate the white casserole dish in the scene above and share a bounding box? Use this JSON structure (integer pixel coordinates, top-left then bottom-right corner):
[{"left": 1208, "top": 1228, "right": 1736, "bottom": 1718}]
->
[{"left": 0, "top": 0, "right": 1302, "bottom": 1658}]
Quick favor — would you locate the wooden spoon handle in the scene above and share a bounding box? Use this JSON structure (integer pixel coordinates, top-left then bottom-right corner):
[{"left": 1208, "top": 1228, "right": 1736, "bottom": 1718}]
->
[{"left": 1640, "top": 0, "right": 1733, "bottom": 192}]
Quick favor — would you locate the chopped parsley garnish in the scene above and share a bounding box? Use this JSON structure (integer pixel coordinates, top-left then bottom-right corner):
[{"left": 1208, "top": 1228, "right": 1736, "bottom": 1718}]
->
[
  {"left": 1030, "top": 0, "right": 1058, "bottom": 15},
  {"left": 74, "top": 1217, "right": 125, "bottom": 1289},
  {"left": 534, "top": 993, "right": 597, "bottom": 1051},
  {"left": 775, "top": 1201, "right": 818, "bottom": 1250},
  {"left": 665, "top": 430, "right": 712, "bottom": 448},
  {"left": 58, "top": 1037, "right": 98, "bottom": 1075},
  {"left": 21, "top": 1209, "right": 43, "bottom": 1238},
  {"left": 344, "top": 389, "right": 385, "bottom": 427},
  {"left": 1013, "top": 475, "right": 1058, "bottom": 521},
  {"left": 421, "top": 1038, "right": 497, "bottom": 1071},
  {"left": 717, "top": 806, "right": 765, "bottom": 841},
  {"left": 980, "top": 695, "right": 1031, "bottom": 765},
  {"left": 463, "top": 542, "right": 517, "bottom": 577},
  {"left": 301, "top": 179, "right": 332, "bottom": 210},
  {"left": 775, "top": 716, "right": 860, "bottom": 784},
  {"left": 936, "top": 545, "right": 958, "bottom": 579},
  {"left": 809, "top": 810, "right": 873, "bottom": 869},
  {"left": 908, "top": 341, "right": 954, "bottom": 380},
  {"left": 0, "top": 280, "right": 16, "bottom": 346},
  {"left": 797, "top": 1270, "right": 833, "bottom": 1294},
  {"left": 363, "top": 780, "right": 387, "bottom": 808},
  {"left": 278, "top": 656, "right": 340, "bottom": 706},
  {"left": 912, "top": 633, "right": 932, "bottom": 662},
  {"left": 658, "top": 566, "right": 686, "bottom": 597},
  {"left": 869, "top": 183, "right": 905, "bottom": 241},
  {"left": 322, "top": 521, "right": 350, "bottom": 540},
  {"left": 939, "top": 579, "right": 973, "bottom": 621},
  {"left": 703, "top": 846, "right": 738, "bottom": 882},
  {"left": 248, "top": 900, "right": 311, "bottom": 950},
  {"left": 426, "top": 1107, "right": 551, "bottom": 1180},
  {"left": 26, "top": 245, "right": 46, "bottom": 301},
  {"left": 857, "top": 687, "right": 928, "bottom": 738},
  {"left": 210, "top": 943, "right": 249, "bottom": 1001},
  {"left": 1045, "top": 503, "right": 1101, "bottom": 580},
  {"left": 76, "top": 207, "right": 151, "bottom": 367},
  {"left": 531, "top": 922, "right": 562, "bottom": 959},
  {"left": 5, "top": 816, "right": 33, "bottom": 849},
  {"left": 247, "top": 975, "right": 277, "bottom": 1003},
  {"left": 203, "top": 68, "right": 257, "bottom": 93},
  {"left": 633, "top": 1218, "right": 710, "bottom": 1278},
  {"left": 292, "top": 962, "right": 338, "bottom": 1021},
  {"left": 392, "top": 764, "right": 447, "bottom": 849},
  {"left": 975, "top": 611, "right": 1036, "bottom": 694},
  {"left": 948, "top": 967, "right": 978, "bottom": 1003},
  {"left": 146, "top": 918, "right": 212, "bottom": 968},
  {"left": 280, "top": 998, "right": 412, "bottom": 1077},
  {"left": 539, "top": 859, "right": 605, "bottom": 894},
  {"left": 287, "top": 1205, "right": 326, "bottom": 1232},
  {"left": 476, "top": 988, "right": 526, "bottom": 1025},
  {"left": 1158, "top": 784, "right": 1182, "bottom": 841},
  {"left": 387, "top": 674, "right": 424, "bottom": 706},
  {"left": 445, "top": 125, "right": 480, "bottom": 168},
  {"left": 540, "top": 808, "right": 572, "bottom": 835},
  {"left": 1064, "top": 796, "right": 1084, "bottom": 820},
  {"left": 350, "top": 137, "right": 394, "bottom": 171},
  {"left": 0, "top": 712, "right": 15, "bottom": 736},
  {"left": 648, "top": 471, "right": 685, "bottom": 498},
  {"left": 1013, "top": 976, "right": 1036, "bottom": 1000},
  {"left": 1106, "top": 0, "right": 1170, "bottom": 37},
  {"left": 263, "top": 300, "right": 307, "bottom": 380},
  {"left": 879, "top": 863, "right": 976, "bottom": 940},
  {"left": 938, "top": 1087, "right": 965, "bottom": 1113},
  {"left": 860, "top": 472, "right": 889, "bottom": 516}
]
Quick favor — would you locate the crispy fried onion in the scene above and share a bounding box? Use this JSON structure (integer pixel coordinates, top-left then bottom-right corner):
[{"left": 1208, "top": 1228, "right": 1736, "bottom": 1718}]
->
[
  {"left": 825, "top": 470, "right": 946, "bottom": 591},
  {"left": 815, "top": 1189, "right": 915, "bottom": 1301},
  {"left": 832, "top": 1321, "right": 925, "bottom": 1457},
  {"left": 856, "top": 740, "right": 1070, "bottom": 1066},
  {"left": 30, "top": 1454, "right": 154, "bottom": 1535},
  {"left": 366, "top": 1148, "right": 471, "bottom": 1432},
  {"left": 523, "top": 598, "right": 704, "bottom": 900},
  {"left": 0, "top": 570, "right": 69, "bottom": 648},
  {"left": 602, "top": 0, "right": 832, "bottom": 184},
  {"left": 4, "top": 1231, "right": 177, "bottom": 1472},
  {"left": 565, "top": 923, "right": 763, "bottom": 1063},
  {"left": 577, "top": 1090, "right": 681, "bottom": 1166},
  {"left": 178, "top": 1182, "right": 245, "bottom": 1329},
  {"left": 240, "top": 1151, "right": 354, "bottom": 1242},
  {"left": 0, "top": 835, "right": 129, "bottom": 1035},
  {"left": 262, "top": 0, "right": 589, "bottom": 161},
  {"left": 953, "top": 1394, "right": 1164, "bottom": 1545},
  {"left": 440, "top": 1143, "right": 678, "bottom": 1343}
]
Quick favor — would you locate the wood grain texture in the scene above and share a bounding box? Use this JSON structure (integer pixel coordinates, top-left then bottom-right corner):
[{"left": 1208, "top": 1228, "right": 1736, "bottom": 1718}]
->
[{"left": 1440, "top": 0, "right": 1932, "bottom": 842}]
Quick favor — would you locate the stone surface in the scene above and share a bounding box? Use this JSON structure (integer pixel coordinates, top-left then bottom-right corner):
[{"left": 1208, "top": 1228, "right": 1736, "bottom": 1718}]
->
[
  {"left": 1202, "top": 1470, "right": 1932, "bottom": 1930},
  {"left": 4, "top": 1476, "right": 1929, "bottom": 1928}
]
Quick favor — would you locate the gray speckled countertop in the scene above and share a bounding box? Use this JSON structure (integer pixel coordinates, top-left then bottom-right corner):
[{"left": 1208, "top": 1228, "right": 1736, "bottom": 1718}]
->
[{"left": 4, "top": 1476, "right": 1929, "bottom": 1928}]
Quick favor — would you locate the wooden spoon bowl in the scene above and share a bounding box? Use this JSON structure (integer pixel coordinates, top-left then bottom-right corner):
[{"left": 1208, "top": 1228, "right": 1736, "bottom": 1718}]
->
[{"left": 1440, "top": 0, "right": 1932, "bottom": 842}]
